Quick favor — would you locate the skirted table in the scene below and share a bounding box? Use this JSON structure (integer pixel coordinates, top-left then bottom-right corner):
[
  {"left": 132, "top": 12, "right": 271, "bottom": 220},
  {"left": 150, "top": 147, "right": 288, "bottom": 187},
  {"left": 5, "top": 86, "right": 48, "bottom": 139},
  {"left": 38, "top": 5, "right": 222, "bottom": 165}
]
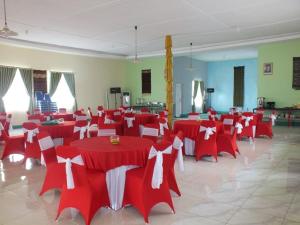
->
[{"left": 71, "top": 136, "right": 153, "bottom": 210}]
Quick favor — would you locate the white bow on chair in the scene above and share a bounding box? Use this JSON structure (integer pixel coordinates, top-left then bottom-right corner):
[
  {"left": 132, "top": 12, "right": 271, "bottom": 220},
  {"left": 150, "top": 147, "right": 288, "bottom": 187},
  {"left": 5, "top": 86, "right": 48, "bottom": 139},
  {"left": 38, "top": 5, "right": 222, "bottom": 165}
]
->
[
  {"left": 148, "top": 146, "right": 172, "bottom": 189},
  {"left": 270, "top": 114, "right": 277, "bottom": 126},
  {"left": 57, "top": 155, "right": 84, "bottom": 189},
  {"left": 24, "top": 128, "right": 39, "bottom": 143},
  {"left": 173, "top": 136, "right": 184, "bottom": 172},
  {"left": 97, "top": 110, "right": 104, "bottom": 117},
  {"left": 242, "top": 116, "right": 253, "bottom": 127},
  {"left": 124, "top": 117, "right": 135, "bottom": 128},
  {"left": 0, "top": 122, "right": 4, "bottom": 136},
  {"left": 104, "top": 116, "right": 114, "bottom": 124},
  {"left": 73, "top": 126, "right": 88, "bottom": 140},
  {"left": 159, "top": 121, "right": 169, "bottom": 135},
  {"left": 235, "top": 122, "right": 243, "bottom": 134},
  {"left": 199, "top": 126, "right": 216, "bottom": 140}
]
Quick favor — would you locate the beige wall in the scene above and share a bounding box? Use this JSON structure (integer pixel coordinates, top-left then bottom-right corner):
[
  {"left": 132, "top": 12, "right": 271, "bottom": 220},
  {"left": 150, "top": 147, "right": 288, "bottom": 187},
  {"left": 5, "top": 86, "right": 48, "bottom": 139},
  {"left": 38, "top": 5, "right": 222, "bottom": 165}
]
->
[{"left": 0, "top": 43, "right": 126, "bottom": 125}]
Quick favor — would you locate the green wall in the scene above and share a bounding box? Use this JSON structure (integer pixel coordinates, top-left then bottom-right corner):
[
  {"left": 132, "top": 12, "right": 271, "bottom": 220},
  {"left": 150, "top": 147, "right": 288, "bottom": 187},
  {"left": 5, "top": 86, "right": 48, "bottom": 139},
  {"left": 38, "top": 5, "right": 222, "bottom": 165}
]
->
[
  {"left": 125, "top": 57, "right": 165, "bottom": 105},
  {"left": 258, "top": 39, "right": 300, "bottom": 107}
]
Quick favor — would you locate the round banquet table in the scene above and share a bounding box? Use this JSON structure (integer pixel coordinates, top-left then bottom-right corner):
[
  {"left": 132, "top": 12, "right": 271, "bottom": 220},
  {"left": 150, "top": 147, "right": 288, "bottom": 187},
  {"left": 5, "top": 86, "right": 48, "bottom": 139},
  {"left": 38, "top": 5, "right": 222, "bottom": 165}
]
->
[
  {"left": 71, "top": 136, "right": 153, "bottom": 210},
  {"left": 173, "top": 120, "right": 224, "bottom": 156},
  {"left": 71, "top": 136, "right": 153, "bottom": 171}
]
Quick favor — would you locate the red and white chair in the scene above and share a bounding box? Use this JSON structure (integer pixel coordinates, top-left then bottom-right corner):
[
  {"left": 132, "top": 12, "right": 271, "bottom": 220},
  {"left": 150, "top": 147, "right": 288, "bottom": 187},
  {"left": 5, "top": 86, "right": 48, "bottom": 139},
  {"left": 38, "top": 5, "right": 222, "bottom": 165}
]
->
[
  {"left": 75, "top": 113, "right": 88, "bottom": 121},
  {"left": 195, "top": 120, "right": 218, "bottom": 162},
  {"left": 217, "top": 126, "right": 239, "bottom": 158},
  {"left": 123, "top": 142, "right": 175, "bottom": 223},
  {"left": 207, "top": 108, "right": 218, "bottom": 121},
  {"left": 97, "top": 106, "right": 104, "bottom": 117},
  {"left": 158, "top": 117, "right": 169, "bottom": 136},
  {"left": 123, "top": 112, "right": 139, "bottom": 136},
  {"left": 140, "top": 107, "right": 150, "bottom": 113},
  {"left": 37, "top": 131, "right": 65, "bottom": 195},
  {"left": 188, "top": 112, "right": 200, "bottom": 120},
  {"left": 0, "top": 130, "right": 25, "bottom": 160},
  {"left": 56, "top": 146, "right": 110, "bottom": 225},
  {"left": 97, "top": 122, "right": 117, "bottom": 137},
  {"left": 255, "top": 111, "right": 276, "bottom": 139},
  {"left": 64, "top": 120, "right": 89, "bottom": 145},
  {"left": 87, "top": 107, "right": 98, "bottom": 125},
  {"left": 239, "top": 112, "right": 256, "bottom": 140},
  {"left": 220, "top": 114, "right": 235, "bottom": 134},
  {"left": 23, "top": 122, "right": 41, "bottom": 161}
]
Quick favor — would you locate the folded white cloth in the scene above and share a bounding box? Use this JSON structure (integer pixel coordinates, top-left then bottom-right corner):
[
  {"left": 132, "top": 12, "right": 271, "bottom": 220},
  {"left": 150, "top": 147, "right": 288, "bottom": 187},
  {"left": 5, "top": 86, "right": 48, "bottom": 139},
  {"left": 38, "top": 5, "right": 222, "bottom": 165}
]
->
[{"left": 199, "top": 126, "right": 216, "bottom": 140}]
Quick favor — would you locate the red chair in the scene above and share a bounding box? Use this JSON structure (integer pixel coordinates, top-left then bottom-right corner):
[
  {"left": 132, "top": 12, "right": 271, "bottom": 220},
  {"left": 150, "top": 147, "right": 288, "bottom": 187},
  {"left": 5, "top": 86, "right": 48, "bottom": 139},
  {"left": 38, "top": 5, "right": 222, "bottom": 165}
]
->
[
  {"left": 207, "top": 108, "right": 218, "bottom": 121},
  {"left": 188, "top": 112, "right": 200, "bottom": 120},
  {"left": 97, "top": 106, "right": 104, "bottom": 117},
  {"left": 217, "top": 126, "right": 239, "bottom": 158},
  {"left": 140, "top": 123, "right": 159, "bottom": 142},
  {"left": 87, "top": 107, "right": 98, "bottom": 125},
  {"left": 97, "top": 119, "right": 117, "bottom": 136},
  {"left": 37, "top": 131, "right": 65, "bottom": 195},
  {"left": 55, "top": 146, "right": 110, "bottom": 225},
  {"left": 220, "top": 114, "right": 235, "bottom": 134},
  {"left": 123, "top": 142, "right": 175, "bottom": 223},
  {"left": 195, "top": 120, "right": 218, "bottom": 162},
  {"left": 64, "top": 120, "right": 89, "bottom": 145},
  {"left": 239, "top": 112, "right": 256, "bottom": 140},
  {"left": 158, "top": 117, "right": 169, "bottom": 136},
  {"left": 75, "top": 113, "right": 88, "bottom": 121},
  {"left": 0, "top": 130, "right": 25, "bottom": 160},
  {"left": 23, "top": 122, "right": 41, "bottom": 161},
  {"left": 123, "top": 112, "right": 139, "bottom": 136}
]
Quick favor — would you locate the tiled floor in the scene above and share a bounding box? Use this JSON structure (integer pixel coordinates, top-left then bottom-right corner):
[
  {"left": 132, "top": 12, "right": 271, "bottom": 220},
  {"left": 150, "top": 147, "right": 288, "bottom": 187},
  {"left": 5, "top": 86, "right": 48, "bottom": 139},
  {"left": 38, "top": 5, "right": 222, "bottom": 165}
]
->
[{"left": 0, "top": 126, "right": 300, "bottom": 225}]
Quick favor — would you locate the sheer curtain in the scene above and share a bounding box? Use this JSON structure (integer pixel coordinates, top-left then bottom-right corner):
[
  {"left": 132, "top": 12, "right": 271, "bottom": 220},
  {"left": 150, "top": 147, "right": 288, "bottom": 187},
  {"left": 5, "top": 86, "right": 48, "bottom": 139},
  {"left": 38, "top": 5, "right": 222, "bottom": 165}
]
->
[
  {"left": 199, "top": 81, "right": 205, "bottom": 113},
  {"left": 192, "top": 80, "right": 199, "bottom": 112},
  {"left": 0, "top": 66, "right": 17, "bottom": 112},
  {"left": 19, "top": 68, "right": 33, "bottom": 113},
  {"left": 49, "top": 72, "right": 62, "bottom": 97},
  {"left": 63, "top": 72, "right": 77, "bottom": 111}
]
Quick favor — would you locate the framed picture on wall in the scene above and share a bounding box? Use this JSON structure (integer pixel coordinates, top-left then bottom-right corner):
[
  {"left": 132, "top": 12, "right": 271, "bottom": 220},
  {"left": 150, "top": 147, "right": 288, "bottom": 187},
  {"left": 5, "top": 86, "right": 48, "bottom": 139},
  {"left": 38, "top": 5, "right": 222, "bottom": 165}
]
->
[{"left": 263, "top": 63, "right": 273, "bottom": 75}]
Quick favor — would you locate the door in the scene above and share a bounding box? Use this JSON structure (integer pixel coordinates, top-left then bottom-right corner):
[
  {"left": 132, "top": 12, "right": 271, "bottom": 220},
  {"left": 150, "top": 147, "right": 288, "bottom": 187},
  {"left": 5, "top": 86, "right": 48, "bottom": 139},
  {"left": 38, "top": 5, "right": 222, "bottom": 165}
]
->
[
  {"left": 233, "top": 66, "right": 245, "bottom": 107},
  {"left": 175, "top": 83, "right": 182, "bottom": 117}
]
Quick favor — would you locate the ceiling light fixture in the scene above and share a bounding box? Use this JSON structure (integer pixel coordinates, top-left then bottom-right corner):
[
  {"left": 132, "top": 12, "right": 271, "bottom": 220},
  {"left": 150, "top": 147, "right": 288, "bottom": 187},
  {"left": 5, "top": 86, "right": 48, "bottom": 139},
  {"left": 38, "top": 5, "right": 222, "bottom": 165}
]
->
[
  {"left": 0, "top": 0, "right": 18, "bottom": 37},
  {"left": 133, "top": 25, "right": 139, "bottom": 63}
]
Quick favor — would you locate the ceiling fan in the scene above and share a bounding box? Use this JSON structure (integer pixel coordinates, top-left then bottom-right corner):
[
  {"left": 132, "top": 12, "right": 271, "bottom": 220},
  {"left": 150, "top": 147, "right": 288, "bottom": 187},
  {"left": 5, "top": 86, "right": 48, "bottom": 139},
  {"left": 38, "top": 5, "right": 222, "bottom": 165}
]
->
[{"left": 0, "top": 0, "right": 17, "bottom": 37}]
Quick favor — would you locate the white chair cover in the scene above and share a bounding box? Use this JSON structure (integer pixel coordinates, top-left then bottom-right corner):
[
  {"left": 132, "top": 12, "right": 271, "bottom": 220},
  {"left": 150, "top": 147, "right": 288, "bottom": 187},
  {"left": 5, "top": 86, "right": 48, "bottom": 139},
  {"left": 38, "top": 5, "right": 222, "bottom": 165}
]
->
[
  {"left": 184, "top": 138, "right": 195, "bottom": 156},
  {"left": 38, "top": 135, "right": 55, "bottom": 167},
  {"left": 242, "top": 116, "right": 253, "bottom": 127},
  {"left": 199, "top": 126, "right": 216, "bottom": 140},
  {"left": 148, "top": 146, "right": 172, "bottom": 189},
  {"left": 270, "top": 114, "right": 277, "bottom": 126},
  {"left": 57, "top": 155, "right": 84, "bottom": 189},
  {"left": 141, "top": 126, "right": 159, "bottom": 137},
  {"left": 223, "top": 118, "right": 234, "bottom": 125},
  {"left": 24, "top": 128, "right": 39, "bottom": 143},
  {"left": 159, "top": 121, "right": 168, "bottom": 135},
  {"left": 173, "top": 136, "right": 184, "bottom": 171},
  {"left": 235, "top": 122, "right": 243, "bottom": 134},
  {"left": 0, "top": 122, "right": 4, "bottom": 136},
  {"left": 73, "top": 125, "right": 88, "bottom": 140},
  {"left": 98, "top": 129, "right": 116, "bottom": 136},
  {"left": 124, "top": 117, "right": 135, "bottom": 128},
  {"left": 188, "top": 115, "right": 199, "bottom": 120}
]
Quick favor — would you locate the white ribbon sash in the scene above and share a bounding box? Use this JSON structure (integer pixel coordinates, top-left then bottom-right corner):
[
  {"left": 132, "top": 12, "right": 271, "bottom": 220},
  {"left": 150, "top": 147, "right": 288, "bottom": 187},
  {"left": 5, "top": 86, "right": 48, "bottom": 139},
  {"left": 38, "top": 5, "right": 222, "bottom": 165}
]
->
[
  {"left": 173, "top": 136, "right": 184, "bottom": 171},
  {"left": 223, "top": 118, "right": 234, "bottom": 125},
  {"left": 199, "top": 126, "right": 216, "bottom": 140},
  {"left": 0, "top": 122, "right": 4, "bottom": 136},
  {"left": 124, "top": 117, "right": 135, "bottom": 128},
  {"left": 24, "top": 128, "right": 39, "bottom": 143},
  {"left": 73, "top": 126, "right": 88, "bottom": 140},
  {"left": 235, "top": 122, "right": 243, "bottom": 134},
  {"left": 142, "top": 127, "right": 159, "bottom": 137},
  {"left": 159, "top": 121, "right": 169, "bottom": 135},
  {"left": 57, "top": 155, "right": 84, "bottom": 189},
  {"left": 148, "top": 146, "right": 172, "bottom": 189},
  {"left": 242, "top": 116, "right": 253, "bottom": 127},
  {"left": 38, "top": 136, "right": 55, "bottom": 151},
  {"left": 97, "top": 110, "right": 104, "bottom": 117},
  {"left": 270, "top": 114, "right": 277, "bottom": 126},
  {"left": 104, "top": 116, "right": 114, "bottom": 124}
]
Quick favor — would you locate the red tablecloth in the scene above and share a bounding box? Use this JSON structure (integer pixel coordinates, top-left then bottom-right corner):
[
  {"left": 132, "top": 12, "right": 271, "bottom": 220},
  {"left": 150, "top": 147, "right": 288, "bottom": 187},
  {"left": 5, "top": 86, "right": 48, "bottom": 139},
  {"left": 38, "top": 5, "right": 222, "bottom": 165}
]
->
[
  {"left": 71, "top": 136, "right": 153, "bottom": 171},
  {"left": 173, "top": 120, "right": 224, "bottom": 140},
  {"left": 52, "top": 113, "right": 74, "bottom": 121},
  {"left": 39, "top": 121, "right": 75, "bottom": 138}
]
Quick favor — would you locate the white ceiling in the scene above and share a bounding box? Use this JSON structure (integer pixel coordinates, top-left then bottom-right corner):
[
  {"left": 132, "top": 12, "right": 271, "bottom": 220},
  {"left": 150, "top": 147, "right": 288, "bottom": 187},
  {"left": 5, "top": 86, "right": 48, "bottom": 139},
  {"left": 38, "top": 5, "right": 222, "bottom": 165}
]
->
[{"left": 0, "top": 0, "right": 300, "bottom": 57}]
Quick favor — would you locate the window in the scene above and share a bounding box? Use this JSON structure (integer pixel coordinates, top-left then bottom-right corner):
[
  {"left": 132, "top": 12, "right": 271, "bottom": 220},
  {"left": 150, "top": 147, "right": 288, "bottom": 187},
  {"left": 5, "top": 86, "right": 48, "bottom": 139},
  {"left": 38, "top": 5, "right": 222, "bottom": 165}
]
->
[
  {"left": 141, "top": 69, "right": 151, "bottom": 94},
  {"left": 51, "top": 74, "right": 74, "bottom": 111},
  {"left": 191, "top": 80, "right": 203, "bottom": 111},
  {"left": 3, "top": 69, "right": 30, "bottom": 112}
]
